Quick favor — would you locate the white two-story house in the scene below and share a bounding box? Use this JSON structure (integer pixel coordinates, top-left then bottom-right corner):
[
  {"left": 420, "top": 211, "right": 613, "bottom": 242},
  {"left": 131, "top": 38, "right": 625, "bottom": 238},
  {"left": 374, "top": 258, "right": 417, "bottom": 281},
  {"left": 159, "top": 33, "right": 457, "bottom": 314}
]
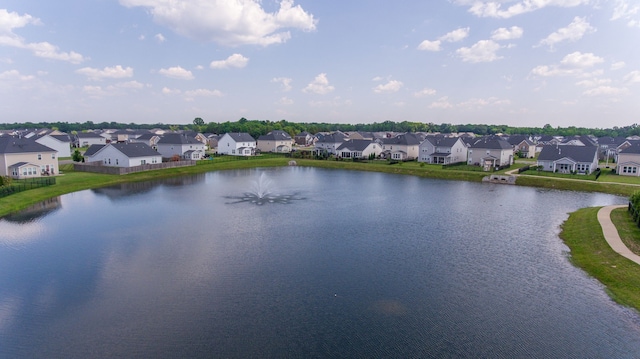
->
[{"left": 217, "top": 133, "right": 256, "bottom": 156}]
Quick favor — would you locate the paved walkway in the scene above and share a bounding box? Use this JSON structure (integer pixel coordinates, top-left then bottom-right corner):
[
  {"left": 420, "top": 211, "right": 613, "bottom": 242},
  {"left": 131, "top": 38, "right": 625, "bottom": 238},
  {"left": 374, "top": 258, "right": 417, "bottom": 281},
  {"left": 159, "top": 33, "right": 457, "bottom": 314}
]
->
[{"left": 598, "top": 205, "right": 640, "bottom": 265}]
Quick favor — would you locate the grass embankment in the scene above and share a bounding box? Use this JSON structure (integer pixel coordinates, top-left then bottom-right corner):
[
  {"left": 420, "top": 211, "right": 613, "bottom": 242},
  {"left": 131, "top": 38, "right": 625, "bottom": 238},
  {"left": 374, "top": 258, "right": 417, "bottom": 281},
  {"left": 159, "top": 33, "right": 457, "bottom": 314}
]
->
[
  {"left": 560, "top": 207, "right": 640, "bottom": 311},
  {"left": 515, "top": 175, "right": 638, "bottom": 197}
]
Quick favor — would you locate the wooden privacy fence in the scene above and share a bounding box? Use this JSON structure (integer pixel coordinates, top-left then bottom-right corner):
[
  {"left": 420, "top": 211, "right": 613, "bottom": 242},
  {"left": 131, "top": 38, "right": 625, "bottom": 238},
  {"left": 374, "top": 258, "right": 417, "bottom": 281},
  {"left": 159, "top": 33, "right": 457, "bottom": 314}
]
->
[{"left": 74, "top": 160, "right": 196, "bottom": 175}]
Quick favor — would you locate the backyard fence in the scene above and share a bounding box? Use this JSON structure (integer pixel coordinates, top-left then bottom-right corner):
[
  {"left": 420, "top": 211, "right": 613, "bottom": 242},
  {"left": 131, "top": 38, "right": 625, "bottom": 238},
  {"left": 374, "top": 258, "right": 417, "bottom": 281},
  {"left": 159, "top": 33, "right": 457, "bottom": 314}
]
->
[
  {"left": 0, "top": 177, "right": 56, "bottom": 198},
  {"left": 74, "top": 160, "right": 196, "bottom": 175}
]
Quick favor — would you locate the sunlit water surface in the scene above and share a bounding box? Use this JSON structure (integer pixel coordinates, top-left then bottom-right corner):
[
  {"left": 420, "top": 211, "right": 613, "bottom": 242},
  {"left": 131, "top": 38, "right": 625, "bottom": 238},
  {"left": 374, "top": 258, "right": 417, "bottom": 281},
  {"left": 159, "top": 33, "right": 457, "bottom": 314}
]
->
[{"left": 1, "top": 167, "right": 639, "bottom": 358}]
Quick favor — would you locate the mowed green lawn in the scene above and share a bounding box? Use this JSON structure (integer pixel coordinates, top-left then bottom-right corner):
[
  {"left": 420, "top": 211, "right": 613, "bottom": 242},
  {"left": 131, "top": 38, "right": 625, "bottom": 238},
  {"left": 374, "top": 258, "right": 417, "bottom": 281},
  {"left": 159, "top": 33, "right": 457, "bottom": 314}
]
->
[{"left": 561, "top": 207, "right": 640, "bottom": 311}]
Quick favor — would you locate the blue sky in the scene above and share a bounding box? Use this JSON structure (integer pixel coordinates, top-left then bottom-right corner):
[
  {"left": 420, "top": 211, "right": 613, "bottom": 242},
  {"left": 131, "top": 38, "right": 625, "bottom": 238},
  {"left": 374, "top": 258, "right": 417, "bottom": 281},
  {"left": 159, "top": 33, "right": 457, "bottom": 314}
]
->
[{"left": 1, "top": 0, "right": 639, "bottom": 128}]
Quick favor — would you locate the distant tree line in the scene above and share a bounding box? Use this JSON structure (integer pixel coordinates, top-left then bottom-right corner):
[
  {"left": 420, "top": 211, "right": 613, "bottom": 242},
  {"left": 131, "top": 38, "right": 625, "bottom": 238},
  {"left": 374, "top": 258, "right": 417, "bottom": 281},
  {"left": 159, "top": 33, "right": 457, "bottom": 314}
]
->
[{"left": 2, "top": 118, "right": 639, "bottom": 139}]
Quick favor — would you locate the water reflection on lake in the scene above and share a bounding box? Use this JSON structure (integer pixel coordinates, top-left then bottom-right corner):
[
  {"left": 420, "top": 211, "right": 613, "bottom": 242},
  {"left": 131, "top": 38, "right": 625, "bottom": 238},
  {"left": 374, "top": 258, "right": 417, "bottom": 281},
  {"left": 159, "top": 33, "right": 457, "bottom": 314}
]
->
[{"left": 1, "top": 167, "right": 639, "bottom": 358}]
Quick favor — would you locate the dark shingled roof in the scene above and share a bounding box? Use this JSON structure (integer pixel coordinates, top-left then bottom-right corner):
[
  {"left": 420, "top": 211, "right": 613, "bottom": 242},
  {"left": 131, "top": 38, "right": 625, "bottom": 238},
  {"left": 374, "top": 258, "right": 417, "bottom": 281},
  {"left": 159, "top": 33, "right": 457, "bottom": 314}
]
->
[
  {"left": 469, "top": 137, "right": 512, "bottom": 150},
  {"left": 225, "top": 133, "right": 256, "bottom": 142},
  {"left": 109, "top": 143, "right": 160, "bottom": 157},
  {"left": 619, "top": 144, "right": 640, "bottom": 154},
  {"left": 381, "top": 133, "right": 421, "bottom": 146},
  {"left": 84, "top": 144, "right": 106, "bottom": 157},
  {"left": 157, "top": 133, "right": 201, "bottom": 145},
  {"left": 538, "top": 145, "right": 598, "bottom": 162},
  {"left": 0, "top": 137, "right": 56, "bottom": 154},
  {"left": 423, "top": 137, "right": 461, "bottom": 147},
  {"left": 336, "top": 139, "right": 375, "bottom": 152},
  {"left": 258, "top": 130, "right": 292, "bottom": 141}
]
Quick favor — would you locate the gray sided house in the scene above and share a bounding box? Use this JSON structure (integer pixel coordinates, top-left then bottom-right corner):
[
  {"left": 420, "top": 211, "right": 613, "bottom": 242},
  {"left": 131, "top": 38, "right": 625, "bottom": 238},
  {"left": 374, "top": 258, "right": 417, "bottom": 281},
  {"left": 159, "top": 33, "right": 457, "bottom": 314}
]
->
[
  {"left": 616, "top": 145, "right": 640, "bottom": 176},
  {"left": 74, "top": 132, "right": 107, "bottom": 147},
  {"left": 294, "top": 131, "right": 314, "bottom": 146},
  {"left": 256, "top": 130, "right": 294, "bottom": 153},
  {"left": 314, "top": 132, "right": 347, "bottom": 156},
  {"left": 84, "top": 143, "right": 161, "bottom": 167},
  {"left": 418, "top": 136, "right": 468, "bottom": 164},
  {"left": 156, "top": 133, "right": 206, "bottom": 160},
  {"left": 336, "top": 139, "right": 382, "bottom": 159},
  {"left": 35, "top": 134, "right": 72, "bottom": 158},
  {"left": 467, "top": 137, "right": 514, "bottom": 170},
  {"left": 537, "top": 145, "right": 598, "bottom": 174},
  {"left": 380, "top": 133, "right": 421, "bottom": 160},
  {"left": 507, "top": 135, "right": 536, "bottom": 159}
]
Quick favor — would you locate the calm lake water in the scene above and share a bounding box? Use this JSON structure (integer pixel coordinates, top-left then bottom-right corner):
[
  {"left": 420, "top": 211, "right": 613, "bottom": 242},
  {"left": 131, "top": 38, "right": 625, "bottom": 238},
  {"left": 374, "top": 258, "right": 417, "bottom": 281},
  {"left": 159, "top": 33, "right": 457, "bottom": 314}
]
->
[{"left": 1, "top": 167, "right": 640, "bottom": 358}]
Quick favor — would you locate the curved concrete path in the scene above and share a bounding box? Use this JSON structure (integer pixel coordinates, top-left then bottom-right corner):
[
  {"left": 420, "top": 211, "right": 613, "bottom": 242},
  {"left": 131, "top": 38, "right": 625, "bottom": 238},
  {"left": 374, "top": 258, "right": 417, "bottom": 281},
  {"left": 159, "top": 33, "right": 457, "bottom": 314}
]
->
[{"left": 598, "top": 205, "right": 640, "bottom": 265}]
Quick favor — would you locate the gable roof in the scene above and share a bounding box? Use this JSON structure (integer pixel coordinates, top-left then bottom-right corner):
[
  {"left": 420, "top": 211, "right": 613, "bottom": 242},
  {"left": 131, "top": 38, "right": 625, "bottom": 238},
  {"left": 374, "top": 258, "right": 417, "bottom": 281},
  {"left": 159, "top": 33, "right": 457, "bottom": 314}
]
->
[
  {"left": 469, "top": 137, "right": 512, "bottom": 150},
  {"left": 619, "top": 144, "right": 640, "bottom": 154},
  {"left": 224, "top": 132, "right": 255, "bottom": 142},
  {"left": 538, "top": 145, "right": 598, "bottom": 162},
  {"left": 423, "top": 136, "right": 461, "bottom": 147},
  {"left": 316, "top": 132, "right": 347, "bottom": 143},
  {"left": 157, "top": 133, "right": 202, "bottom": 145},
  {"left": 84, "top": 144, "right": 106, "bottom": 157},
  {"left": 257, "top": 130, "right": 292, "bottom": 141},
  {"left": 336, "top": 139, "right": 375, "bottom": 151},
  {"left": 381, "top": 133, "right": 421, "bottom": 146},
  {"left": 0, "top": 137, "right": 56, "bottom": 154},
  {"left": 108, "top": 143, "right": 160, "bottom": 157},
  {"left": 75, "top": 132, "right": 104, "bottom": 139}
]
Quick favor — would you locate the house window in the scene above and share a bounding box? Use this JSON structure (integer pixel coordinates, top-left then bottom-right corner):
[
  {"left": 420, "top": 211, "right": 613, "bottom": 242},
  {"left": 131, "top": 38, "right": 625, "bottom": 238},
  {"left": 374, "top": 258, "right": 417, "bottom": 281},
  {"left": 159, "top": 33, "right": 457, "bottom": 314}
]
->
[
  {"left": 38, "top": 154, "right": 42, "bottom": 160},
  {"left": 116, "top": 159, "right": 119, "bottom": 165},
  {"left": 141, "top": 159, "right": 146, "bottom": 165},
  {"left": 51, "top": 153, "right": 56, "bottom": 159}
]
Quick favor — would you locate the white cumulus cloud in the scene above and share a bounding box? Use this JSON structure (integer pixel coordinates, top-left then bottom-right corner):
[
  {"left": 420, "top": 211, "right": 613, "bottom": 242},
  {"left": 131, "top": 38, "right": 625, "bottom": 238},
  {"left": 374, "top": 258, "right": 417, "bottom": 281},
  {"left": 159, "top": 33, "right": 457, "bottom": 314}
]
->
[
  {"left": 537, "top": 17, "right": 595, "bottom": 49},
  {"left": 277, "top": 96, "right": 294, "bottom": 105},
  {"left": 158, "top": 66, "right": 194, "bottom": 80},
  {"left": 155, "top": 33, "right": 166, "bottom": 43},
  {"left": 418, "top": 27, "right": 469, "bottom": 51},
  {"left": 560, "top": 51, "right": 604, "bottom": 68},
  {"left": 272, "top": 77, "right": 292, "bottom": 91},
  {"left": 583, "top": 86, "right": 628, "bottom": 96},
  {"left": 76, "top": 65, "right": 134, "bottom": 81},
  {"left": 429, "top": 96, "right": 453, "bottom": 109},
  {"left": 210, "top": 53, "right": 249, "bottom": 69},
  {"left": 303, "top": 73, "right": 334, "bottom": 94},
  {"left": 611, "top": 0, "right": 640, "bottom": 27},
  {"left": 465, "top": 0, "right": 589, "bottom": 19},
  {"left": 624, "top": 70, "right": 640, "bottom": 83},
  {"left": 491, "top": 26, "right": 523, "bottom": 41},
  {"left": 184, "top": 88, "right": 223, "bottom": 100},
  {"left": 0, "top": 69, "right": 34, "bottom": 81},
  {"left": 530, "top": 52, "right": 604, "bottom": 78},
  {"left": 414, "top": 88, "right": 437, "bottom": 97},
  {"left": 119, "top": 0, "right": 317, "bottom": 46},
  {"left": 456, "top": 40, "right": 503, "bottom": 63},
  {"left": 0, "top": 9, "right": 86, "bottom": 64},
  {"left": 440, "top": 27, "right": 470, "bottom": 42},
  {"left": 373, "top": 80, "right": 403, "bottom": 94},
  {"left": 417, "top": 39, "right": 441, "bottom": 51}
]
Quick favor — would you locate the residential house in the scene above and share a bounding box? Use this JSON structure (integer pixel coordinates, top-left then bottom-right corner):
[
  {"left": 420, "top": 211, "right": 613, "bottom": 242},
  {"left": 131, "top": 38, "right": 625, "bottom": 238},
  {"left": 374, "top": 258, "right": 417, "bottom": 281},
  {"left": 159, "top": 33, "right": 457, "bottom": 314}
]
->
[
  {"left": 0, "top": 137, "right": 58, "bottom": 178},
  {"left": 537, "top": 145, "right": 599, "bottom": 174},
  {"left": 336, "top": 139, "right": 382, "bottom": 159},
  {"left": 467, "top": 137, "right": 514, "bottom": 170},
  {"left": 507, "top": 135, "right": 536, "bottom": 158},
  {"left": 74, "top": 132, "right": 107, "bottom": 147},
  {"left": 294, "top": 131, "right": 314, "bottom": 146},
  {"left": 380, "top": 133, "right": 421, "bottom": 160},
  {"left": 616, "top": 145, "right": 640, "bottom": 176},
  {"left": 156, "top": 133, "right": 206, "bottom": 160},
  {"left": 129, "top": 133, "right": 161, "bottom": 148},
  {"left": 597, "top": 136, "right": 627, "bottom": 163},
  {"left": 314, "top": 132, "right": 347, "bottom": 156},
  {"left": 84, "top": 143, "right": 161, "bottom": 167},
  {"left": 418, "top": 136, "right": 468, "bottom": 164},
  {"left": 257, "top": 130, "right": 294, "bottom": 153},
  {"left": 217, "top": 133, "right": 256, "bottom": 156},
  {"left": 35, "top": 133, "right": 72, "bottom": 158}
]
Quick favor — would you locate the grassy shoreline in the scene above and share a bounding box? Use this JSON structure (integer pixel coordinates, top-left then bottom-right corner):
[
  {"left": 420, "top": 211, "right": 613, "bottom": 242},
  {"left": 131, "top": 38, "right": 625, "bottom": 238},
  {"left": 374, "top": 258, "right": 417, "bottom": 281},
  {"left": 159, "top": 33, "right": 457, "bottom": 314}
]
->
[
  {"left": 560, "top": 207, "right": 640, "bottom": 311},
  {"left": 1, "top": 158, "right": 638, "bottom": 218}
]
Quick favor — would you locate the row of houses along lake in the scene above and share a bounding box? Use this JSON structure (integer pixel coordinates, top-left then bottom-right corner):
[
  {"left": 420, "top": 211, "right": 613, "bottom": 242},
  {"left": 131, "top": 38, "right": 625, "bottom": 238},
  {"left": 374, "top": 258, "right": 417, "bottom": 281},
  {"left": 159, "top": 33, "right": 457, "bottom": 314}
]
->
[{"left": 2, "top": 127, "right": 640, "bottom": 179}]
